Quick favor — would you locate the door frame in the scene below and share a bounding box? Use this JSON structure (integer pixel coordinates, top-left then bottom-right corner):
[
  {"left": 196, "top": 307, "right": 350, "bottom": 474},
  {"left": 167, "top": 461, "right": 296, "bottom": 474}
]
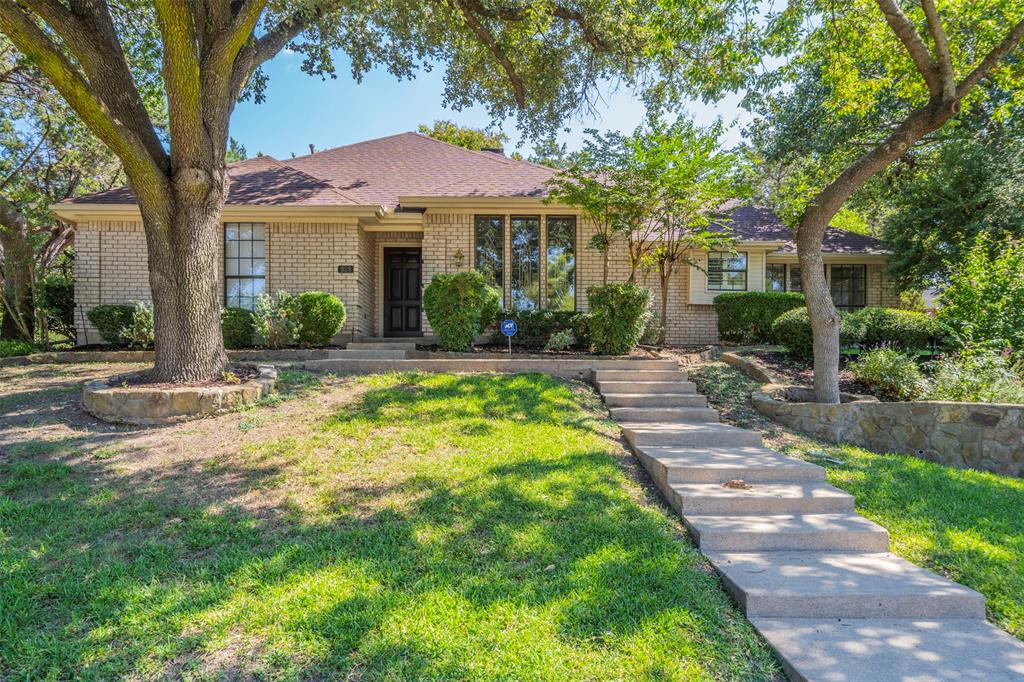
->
[{"left": 377, "top": 241, "right": 423, "bottom": 337}]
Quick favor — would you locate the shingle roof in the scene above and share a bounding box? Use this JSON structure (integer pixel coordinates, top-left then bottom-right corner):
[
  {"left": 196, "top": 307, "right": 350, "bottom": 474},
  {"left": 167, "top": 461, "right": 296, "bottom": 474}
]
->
[{"left": 58, "top": 132, "right": 885, "bottom": 255}]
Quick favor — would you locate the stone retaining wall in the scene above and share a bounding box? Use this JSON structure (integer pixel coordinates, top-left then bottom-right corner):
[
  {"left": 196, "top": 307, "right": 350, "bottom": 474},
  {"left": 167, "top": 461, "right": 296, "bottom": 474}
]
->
[
  {"left": 753, "top": 390, "right": 1024, "bottom": 478},
  {"left": 0, "top": 348, "right": 347, "bottom": 368}
]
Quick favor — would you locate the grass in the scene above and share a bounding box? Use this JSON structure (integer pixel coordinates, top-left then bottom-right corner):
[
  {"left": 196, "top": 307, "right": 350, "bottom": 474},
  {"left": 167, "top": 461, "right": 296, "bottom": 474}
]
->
[
  {"left": 0, "top": 371, "right": 779, "bottom": 680},
  {"left": 692, "top": 362, "right": 1024, "bottom": 642}
]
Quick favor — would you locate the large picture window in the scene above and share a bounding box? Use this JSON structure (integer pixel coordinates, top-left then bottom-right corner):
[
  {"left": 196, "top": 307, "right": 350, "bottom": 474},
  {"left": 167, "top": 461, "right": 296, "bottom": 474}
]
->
[
  {"left": 510, "top": 216, "right": 540, "bottom": 310},
  {"left": 225, "top": 223, "right": 265, "bottom": 310},
  {"left": 474, "top": 215, "right": 504, "bottom": 291},
  {"left": 831, "top": 264, "right": 867, "bottom": 311},
  {"left": 766, "top": 263, "right": 787, "bottom": 292},
  {"left": 545, "top": 216, "right": 576, "bottom": 311},
  {"left": 707, "top": 252, "right": 748, "bottom": 291}
]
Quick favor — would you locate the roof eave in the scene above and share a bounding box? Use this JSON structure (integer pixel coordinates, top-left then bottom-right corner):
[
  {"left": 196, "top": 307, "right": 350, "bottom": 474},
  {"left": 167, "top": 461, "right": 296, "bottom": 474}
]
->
[
  {"left": 397, "top": 195, "right": 565, "bottom": 210},
  {"left": 53, "top": 202, "right": 383, "bottom": 224}
]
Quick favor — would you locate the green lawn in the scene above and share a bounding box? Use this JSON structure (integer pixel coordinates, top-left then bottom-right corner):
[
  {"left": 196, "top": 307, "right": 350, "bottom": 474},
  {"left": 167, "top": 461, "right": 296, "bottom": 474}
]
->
[
  {"left": 0, "top": 370, "right": 778, "bottom": 680},
  {"left": 692, "top": 362, "right": 1024, "bottom": 641}
]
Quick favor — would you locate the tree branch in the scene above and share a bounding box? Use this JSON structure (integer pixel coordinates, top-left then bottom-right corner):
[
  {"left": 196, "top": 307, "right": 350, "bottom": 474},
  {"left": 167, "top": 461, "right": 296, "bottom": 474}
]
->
[
  {"left": 154, "top": 0, "right": 204, "bottom": 166},
  {"left": 874, "top": 0, "right": 941, "bottom": 96},
  {"left": 457, "top": 0, "right": 526, "bottom": 107},
  {"left": 457, "top": 0, "right": 612, "bottom": 51},
  {"left": 920, "top": 0, "right": 954, "bottom": 97},
  {"left": 956, "top": 18, "right": 1024, "bottom": 98},
  {"left": 0, "top": 116, "right": 49, "bottom": 191}
]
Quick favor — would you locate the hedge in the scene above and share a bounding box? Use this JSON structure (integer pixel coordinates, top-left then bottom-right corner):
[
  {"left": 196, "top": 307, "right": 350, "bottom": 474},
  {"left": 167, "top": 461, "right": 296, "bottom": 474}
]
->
[
  {"left": 713, "top": 291, "right": 806, "bottom": 343},
  {"left": 222, "top": 308, "right": 257, "bottom": 349},
  {"left": 86, "top": 304, "right": 135, "bottom": 345},
  {"left": 587, "top": 283, "right": 650, "bottom": 355},
  {"left": 852, "top": 307, "right": 953, "bottom": 351},
  {"left": 771, "top": 307, "right": 867, "bottom": 359},
  {"left": 423, "top": 272, "right": 500, "bottom": 351},
  {"left": 293, "top": 291, "right": 347, "bottom": 346},
  {"left": 488, "top": 309, "right": 590, "bottom": 349}
]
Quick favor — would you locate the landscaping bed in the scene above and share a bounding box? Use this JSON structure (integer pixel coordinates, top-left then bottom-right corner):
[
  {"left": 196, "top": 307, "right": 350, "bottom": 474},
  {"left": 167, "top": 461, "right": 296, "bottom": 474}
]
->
[
  {"left": 736, "top": 349, "right": 871, "bottom": 395},
  {"left": 0, "top": 364, "right": 778, "bottom": 679}
]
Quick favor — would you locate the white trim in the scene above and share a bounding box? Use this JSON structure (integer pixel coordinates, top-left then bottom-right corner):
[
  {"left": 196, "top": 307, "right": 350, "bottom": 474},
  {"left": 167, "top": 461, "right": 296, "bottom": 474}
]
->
[{"left": 52, "top": 202, "right": 381, "bottom": 224}]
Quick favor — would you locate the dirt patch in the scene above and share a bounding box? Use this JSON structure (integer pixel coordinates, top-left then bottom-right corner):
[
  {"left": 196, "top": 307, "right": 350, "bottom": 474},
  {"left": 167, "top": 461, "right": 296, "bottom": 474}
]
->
[
  {"left": 739, "top": 350, "right": 873, "bottom": 395},
  {"left": 109, "top": 365, "right": 260, "bottom": 389}
]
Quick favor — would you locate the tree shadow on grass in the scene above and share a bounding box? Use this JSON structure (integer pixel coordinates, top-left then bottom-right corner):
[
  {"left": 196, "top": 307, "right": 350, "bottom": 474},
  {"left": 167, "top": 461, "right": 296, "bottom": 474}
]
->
[{"left": 0, "top": 371, "right": 777, "bottom": 680}]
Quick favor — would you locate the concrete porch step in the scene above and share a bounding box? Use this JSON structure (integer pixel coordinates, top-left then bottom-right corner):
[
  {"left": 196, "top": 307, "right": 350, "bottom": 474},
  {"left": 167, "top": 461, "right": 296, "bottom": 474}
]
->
[
  {"left": 602, "top": 393, "right": 709, "bottom": 408},
  {"left": 707, "top": 551, "right": 986, "bottom": 619},
  {"left": 683, "top": 513, "right": 890, "bottom": 552},
  {"left": 669, "top": 480, "right": 855, "bottom": 515},
  {"left": 623, "top": 422, "right": 763, "bottom": 448},
  {"left": 609, "top": 406, "right": 719, "bottom": 423},
  {"left": 594, "top": 369, "right": 687, "bottom": 382},
  {"left": 346, "top": 341, "right": 418, "bottom": 351},
  {"left": 751, "top": 617, "right": 1024, "bottom": 681},
  {"left": 334, "top": 350, "right": 409, "bottom": 359},
  {"left": 636, "top": 446, "right": 826, "bottom": 484},
  {"left": 596, "top": 380, "right": 697, "bottom": 395}
]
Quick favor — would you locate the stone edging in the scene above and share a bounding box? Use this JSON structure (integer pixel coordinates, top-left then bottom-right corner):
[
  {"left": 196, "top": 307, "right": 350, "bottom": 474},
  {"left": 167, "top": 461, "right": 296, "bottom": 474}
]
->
[
  {"left": 0, "top": 348, "right": 347, "bottom": 368},
  {"left": 82, "top": 365, "right": 277, "bottom": 426},
  {"left": 720, "top": 351, "right": 783, "bottom": 385}
]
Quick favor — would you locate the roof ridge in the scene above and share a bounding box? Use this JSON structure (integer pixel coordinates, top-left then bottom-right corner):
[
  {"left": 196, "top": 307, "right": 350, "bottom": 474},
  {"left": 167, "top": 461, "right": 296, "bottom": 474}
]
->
[
  {"left": 408, "top": 131, "right": 523, "bottom": 167},
  {"left": 288, "top": 131, "right": 415, "bottom": 162}
]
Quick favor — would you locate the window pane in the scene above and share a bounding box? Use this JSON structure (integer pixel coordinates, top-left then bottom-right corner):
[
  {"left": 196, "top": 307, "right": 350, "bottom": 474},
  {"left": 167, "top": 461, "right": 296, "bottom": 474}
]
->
[
  {"left": 252, "top": 223, "right": 265, "bottom": 240},
  {"left": 474, "top": 215, "right": 504, "bottom": 291},
  {"left": 251, "top": 278, "right": 265, "bottom": 296},
  {"left": 252, "top": 241, "right": 265, "bottom": 258},
  {"left": 239, "top": 223, "right": 253, "bottom": 240},
  {"left": 251, "top": 259, "right": 265, "bottom": 276},
  {"left": 224, "top": 223, "right": 265, "bottom": 311},
  {"left": 239, "top": 260, "right": 252, "bottom": 276},
  {"left": 789, "top": 265, "right": 802, "bottom": 292},
  {"left": 239, "top": 241, "right": 252, "bottom": 258},
  {"left": 511, "top": 216, "right": 540, "bottom": 310},
  {"left": 546, "top": 216, "right": 576, "bottom": 311},
  {"left": 707, "top": 252, "right": 747, "bottom": 291},
  {"left": 831, "top": 265, "right": 867, "bottom": 311},
  {"left": 766, "top": 264, "right": 786, "bottom": 292},
  {"left": 226, "top": 240, "right": 239, "bottom": 258}
]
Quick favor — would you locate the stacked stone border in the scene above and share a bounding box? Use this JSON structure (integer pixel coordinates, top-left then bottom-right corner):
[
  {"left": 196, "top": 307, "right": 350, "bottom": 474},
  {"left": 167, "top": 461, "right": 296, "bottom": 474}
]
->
[
  {"left": 0, "top": 348, "right": 346, "bottom": 368},
  {"left": 722, "top": 351, "right": 1024, "bottom": 478},
  {"left": 82, "top": 365, "right": 277, "bottom": 426}
]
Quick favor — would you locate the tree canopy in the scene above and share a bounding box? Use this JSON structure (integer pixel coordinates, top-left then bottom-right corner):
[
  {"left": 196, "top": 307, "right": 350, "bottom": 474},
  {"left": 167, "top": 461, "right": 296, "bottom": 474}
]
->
[{"left": 417, "top": 120, "right": 507, "bottom": 150}]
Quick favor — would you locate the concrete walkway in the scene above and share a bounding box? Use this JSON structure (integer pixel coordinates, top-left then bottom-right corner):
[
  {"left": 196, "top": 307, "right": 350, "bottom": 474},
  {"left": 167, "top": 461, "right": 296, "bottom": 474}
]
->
[{"left": 597, "top": 366, "right": 1024, "bottom": 681}]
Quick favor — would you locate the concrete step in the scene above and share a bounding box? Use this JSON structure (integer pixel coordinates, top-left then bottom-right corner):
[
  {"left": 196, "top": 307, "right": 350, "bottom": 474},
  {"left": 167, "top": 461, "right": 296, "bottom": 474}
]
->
[
  {"left": 751, "top": 617, "right": 1024, "bottom": 682},
  {"left": 708, "top": 552, "right": 986, "bottom": 619},
  {"left": 669, "top": 481, "right": 855, "bottom": 515},
  {"left": 609, "top": 406, "right": 719, "bottom": 423},
  {"left": 597, "top": 380, "right": 697, "bottom": 395},
  {"left": 346, "top": 342, "right": 418, "bottom": 350},
  {"left": 623, "top": 422, "right": 763, "bottom": 448},
  {"left": 334, "top": 350, "right": 409, "bottom": 359},
  {"left": 603, "top": 393, "right": 708, "bottom": 408},
  {"left": 594, "top": 369, "right": 687, "bottom": 382},
  {"left": 684, "top": 513, "right": 890, "bottom": 552},
  {"left": 636, "top": 446, "right": 827, "bottom": 484}
]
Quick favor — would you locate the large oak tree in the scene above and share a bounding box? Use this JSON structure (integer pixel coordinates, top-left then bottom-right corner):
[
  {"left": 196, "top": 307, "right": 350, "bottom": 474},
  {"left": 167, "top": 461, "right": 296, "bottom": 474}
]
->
[
  {"left": 0, "top": 0, "right": 752, "bottom": 382},
  {"left": 751, "top": 0, "right": 1024, "bottom": 402}
]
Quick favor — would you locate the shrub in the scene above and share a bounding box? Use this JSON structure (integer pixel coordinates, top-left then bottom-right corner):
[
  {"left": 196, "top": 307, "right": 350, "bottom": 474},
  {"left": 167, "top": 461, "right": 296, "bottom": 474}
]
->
[
  {"left": 771, "top": 307, "right": 867, "bottom": 359},
  {"left": 423, "top": 272, "right": 500, "bottom": 351},
  {"left": 926, "top": 350, "right": 1024, "bottom": 404},
  {"left": 293, "top": 291, "right": 346, "bottom": 346},
  {"left": 0, "top": 339, "right": 36, "bottom": 357},
  {"left": 849, "top": 347, "right": 926, "bottom": 401},
  {"left": 640, "top": 311, "right": 665, "bottom": 346},
  {"left": 255, "top": 292, "right": 301, "bottom": 349},
  {"left": 479, "top": 285, "right": 500, "bottom": 335},
  {"left": 714, "top": 291, "right": 805, "bottom": 343},
  {"left": 37, "top": 272, "right": 76, "bottom": 340},
  {"left": 222, "top": 308, "right": 257, "bottom": 349},
  {"left": 587, "top": 283, "right": 651, "bottom": 355},
  {"left": 544, "top": 329, "right": 576, "bottom": 352},
  {"left": 853, "top": 307, "right": 952, "bottom": 351},
  {"left": 86, "top": 304, "right": 135, "bottom": 345},
  {"left": 124, "top": 302, "right": 155, "bottom": 349},
  {"left": 490, "top": 310, "right": 586, "bottom": 348}
]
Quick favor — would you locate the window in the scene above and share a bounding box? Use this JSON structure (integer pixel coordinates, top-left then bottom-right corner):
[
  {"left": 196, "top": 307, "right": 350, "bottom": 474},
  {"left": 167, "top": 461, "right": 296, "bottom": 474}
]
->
[
  {"left": 707, "top": 252, "right": 747, "bottom": 291},
  {"left": 788, "top": 264, "right": 802, "bottom": 292},
  {"left": 474, "top": 215, "right": 504, "bottom": 291},
  {"left": 546, "top": 216, "right": 576, "bottom": 311},
  {"left": 766, "top": 263, "right": 787, "bottom": 292},
  {"left": 510, "top": 216, "right": 541, "bottom": 310},
  {"left": 224, "top": 223, "right": 265, "bottom": 310},
  {"left": 831, "top": 264, "right": 867, "bottom": 310}
]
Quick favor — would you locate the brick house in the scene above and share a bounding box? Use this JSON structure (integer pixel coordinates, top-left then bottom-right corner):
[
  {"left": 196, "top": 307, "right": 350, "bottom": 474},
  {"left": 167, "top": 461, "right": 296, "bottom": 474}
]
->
[{"left": 54, "top": 132, "right": 902, "bottom": 346}]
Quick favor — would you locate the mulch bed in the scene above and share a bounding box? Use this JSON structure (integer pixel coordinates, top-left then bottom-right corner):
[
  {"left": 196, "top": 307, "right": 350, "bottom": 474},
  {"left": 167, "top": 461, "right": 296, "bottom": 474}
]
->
[
  {"left": 741, "top": 350, "right": 875, "bottom": 395},
  {"left": 107, "top": 365, "right": 261, "bottom": 389}
]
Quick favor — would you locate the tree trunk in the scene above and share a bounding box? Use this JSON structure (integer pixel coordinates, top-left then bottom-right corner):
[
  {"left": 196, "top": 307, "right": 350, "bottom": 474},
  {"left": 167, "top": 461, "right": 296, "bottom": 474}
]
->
[
  {"left": 602, "top": 247, "right": 608, "bottom": 285},
  {"left": 797, "top": 215, "right": 840, "bottom": 404},
  {"left": 140, "top": 166, "right": 229, "bottom": 383},
  {"left": 0, "top": 211, "right": 36, "bottom": 341},
  {"left": 658, "top": 265, "right": 671, "bottom": 346}
]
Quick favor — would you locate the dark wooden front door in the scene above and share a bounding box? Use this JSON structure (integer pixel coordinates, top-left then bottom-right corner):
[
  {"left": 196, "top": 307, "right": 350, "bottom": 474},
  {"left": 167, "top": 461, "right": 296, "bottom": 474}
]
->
[{"left": 383, "top": 248, "right": 422, "bottom": 336}]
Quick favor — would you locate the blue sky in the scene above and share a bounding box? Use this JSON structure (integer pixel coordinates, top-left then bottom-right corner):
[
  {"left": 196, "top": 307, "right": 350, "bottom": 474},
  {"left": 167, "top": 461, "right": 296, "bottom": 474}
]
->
[{"left": 229, "top": 50, "right": 752, "bottom": 160}]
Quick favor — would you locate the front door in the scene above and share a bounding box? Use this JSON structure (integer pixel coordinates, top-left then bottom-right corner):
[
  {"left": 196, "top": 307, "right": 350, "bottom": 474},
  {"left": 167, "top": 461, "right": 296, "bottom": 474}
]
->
[{"left": 383, "top": 248, "right": 422, "bottom": 336}]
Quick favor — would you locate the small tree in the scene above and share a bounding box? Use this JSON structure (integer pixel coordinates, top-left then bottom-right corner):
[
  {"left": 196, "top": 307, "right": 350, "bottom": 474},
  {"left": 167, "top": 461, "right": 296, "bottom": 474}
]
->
[{"left": 417, "top": 120, "right": 508, "bottom": 151}]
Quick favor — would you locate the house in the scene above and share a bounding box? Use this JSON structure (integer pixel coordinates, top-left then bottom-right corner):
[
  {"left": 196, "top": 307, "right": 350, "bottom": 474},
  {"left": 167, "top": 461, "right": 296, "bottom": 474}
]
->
[{"left": 54, "top": 132, "right": 902, "bottom": 347}]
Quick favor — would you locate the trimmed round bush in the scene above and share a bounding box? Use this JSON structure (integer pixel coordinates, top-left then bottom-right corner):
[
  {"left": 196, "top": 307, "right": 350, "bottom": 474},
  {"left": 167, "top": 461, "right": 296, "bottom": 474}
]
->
[
  {"left": 86, "top": 304, "right": 135, "bottom": 345},
  {"left": 771, "top": 307, "right": 867, "bottom": 359},
  {"left": 587, "top": 283, "right": 651, "bottom": 355},
  {"left": 294, "top": 291, "right": 347, "bottom": 346},
  {"left": 222, "top": 307, "right": 257, "bottom": 349},
  {"left": 849, "top": 347, "right": 926, "bottom": 401},
  {"left": 423, "top": 272, "right": 500, "bottom": 351},
  {"left": 852, "top": 307, "right": 952, "bottom": 351},
  {"left": 479, "top": 284, "right": 500, "bottom": 335},
  {"left": 714, "top": 291, "right": 805, "bottom": 343}
]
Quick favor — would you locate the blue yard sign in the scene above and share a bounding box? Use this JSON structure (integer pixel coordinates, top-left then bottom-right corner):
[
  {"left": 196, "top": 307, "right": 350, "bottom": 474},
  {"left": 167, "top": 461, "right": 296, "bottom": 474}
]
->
[{"left": 501, "top": 319, "right": 517, "bottom": 354}]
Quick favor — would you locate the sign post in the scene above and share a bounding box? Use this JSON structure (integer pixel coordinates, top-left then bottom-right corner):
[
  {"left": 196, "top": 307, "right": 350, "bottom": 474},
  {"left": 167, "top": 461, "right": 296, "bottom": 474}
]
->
[{"left": 500, "top": 319, "right": 518, "bottom": 355}]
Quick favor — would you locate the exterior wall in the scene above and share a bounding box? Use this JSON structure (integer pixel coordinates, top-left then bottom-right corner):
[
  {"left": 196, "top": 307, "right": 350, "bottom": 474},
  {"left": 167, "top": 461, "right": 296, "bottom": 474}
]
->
[{"left": 73, "top": 221, "right": 151, "bottom": 344}]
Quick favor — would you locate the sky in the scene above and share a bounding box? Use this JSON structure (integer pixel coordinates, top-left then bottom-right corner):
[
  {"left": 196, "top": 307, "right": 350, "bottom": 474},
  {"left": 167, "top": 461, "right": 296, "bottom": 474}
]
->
[{"left": 229, "top": 49, "right": 753, "bottom": 160}]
